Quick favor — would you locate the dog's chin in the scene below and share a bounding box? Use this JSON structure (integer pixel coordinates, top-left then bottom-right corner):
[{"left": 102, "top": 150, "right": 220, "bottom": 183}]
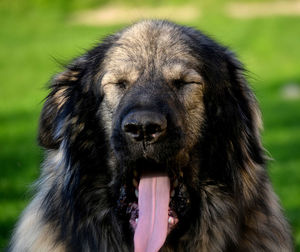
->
[{"left": 115, "top": 157, "right": 191, "bottom": 238}]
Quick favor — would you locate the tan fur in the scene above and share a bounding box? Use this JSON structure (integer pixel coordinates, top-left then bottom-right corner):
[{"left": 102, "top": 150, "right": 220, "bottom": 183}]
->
[
  {"left": 10, "top": 201, "right": 65, "bottom": 252},
  {"left": 103, "top": 21, "right": 197, "bottom": 76},
  {"left": 53, "top": 88, "right": 68, "bottom": 110},
  {"left": 10, "top": 149, "right": 67, "bottom": 252}
]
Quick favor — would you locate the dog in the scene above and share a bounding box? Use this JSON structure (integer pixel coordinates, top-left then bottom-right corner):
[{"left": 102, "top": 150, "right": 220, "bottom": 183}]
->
[{"left": 9, "top": 20, "right": 293, "bottom": 252}]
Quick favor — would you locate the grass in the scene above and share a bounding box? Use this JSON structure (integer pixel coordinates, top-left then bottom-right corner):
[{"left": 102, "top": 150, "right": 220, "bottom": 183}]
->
[{"left": 0, "top": 1, "right": 300, "bottom": 250}]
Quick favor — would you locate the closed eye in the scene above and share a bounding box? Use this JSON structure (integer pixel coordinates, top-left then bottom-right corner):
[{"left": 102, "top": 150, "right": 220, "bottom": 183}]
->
[
  {"left": 172, "top": 79, "right": 202, "bottom": 89},
  {"left": 116, "top": 80, "right": 128, "bottom": 89},
  {"left": 173, "top": 79, "right": 186, "bottom": 89}
]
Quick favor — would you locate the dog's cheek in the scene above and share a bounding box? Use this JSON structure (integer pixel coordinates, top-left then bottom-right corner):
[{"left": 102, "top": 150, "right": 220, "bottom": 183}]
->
[
  {"left": 102, "top": 82, "right": 124, "bottom": 109},
  {"left": 99, "top": 99, "right": 114, "bottom": 141},
  {"left": 180, "top": 84, "right": 205, "bottom": 148}
]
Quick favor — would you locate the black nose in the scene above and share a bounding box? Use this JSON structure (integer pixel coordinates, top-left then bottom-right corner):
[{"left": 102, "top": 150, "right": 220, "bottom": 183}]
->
[{"left": 122, "top": 111, "right": 167, "bottom": 142}]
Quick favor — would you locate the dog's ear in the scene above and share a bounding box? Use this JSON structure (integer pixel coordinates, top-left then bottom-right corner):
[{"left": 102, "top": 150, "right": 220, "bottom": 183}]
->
[
  {"left": 38, "top": 57, "right": 88, "bottom": 149},
  {"left": 224, "top": 51, "right": 264, "bottom": 164},
  {"left": 225, "top": 51, "right": 263, "bottom": 143},
  {"left": 38, "top": 35, "right": 117, "bottom": 150},
  {"left": 200, "top": 46, "right": 266, "bottom": 187}
]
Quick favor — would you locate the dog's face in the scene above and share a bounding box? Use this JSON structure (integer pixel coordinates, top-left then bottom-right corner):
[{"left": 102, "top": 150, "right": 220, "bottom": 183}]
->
[
  {"left": 102, "top": 22, "right": 204, "bottom": 164},
  {"left": 38, "top": 20, "right": 264, "bottom": 250}
]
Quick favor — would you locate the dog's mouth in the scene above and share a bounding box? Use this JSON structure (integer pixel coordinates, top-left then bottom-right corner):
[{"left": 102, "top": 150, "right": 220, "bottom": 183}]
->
[{"left": 117, "top": 163, "right": 190, "bottom": 251}]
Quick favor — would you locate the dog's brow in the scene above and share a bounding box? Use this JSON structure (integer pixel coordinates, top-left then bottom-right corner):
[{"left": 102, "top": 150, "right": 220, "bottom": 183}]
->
[
  {"left": 101, "top": 66, "right": 140, "bottom": 85},
  {"left": 101, "top": 72, "right": 118, "bottom": 85},
  {"left": 162, "top": 64, "right": 203, "bottom": 83}
]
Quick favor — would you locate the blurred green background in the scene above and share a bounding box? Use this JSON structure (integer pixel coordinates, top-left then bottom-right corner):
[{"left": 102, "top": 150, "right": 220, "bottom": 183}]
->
[{"left": 0, "top": 0, "right": 299, "bottom": 250}]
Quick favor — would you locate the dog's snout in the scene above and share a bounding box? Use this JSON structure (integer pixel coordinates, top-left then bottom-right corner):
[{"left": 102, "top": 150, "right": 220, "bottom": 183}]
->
[{"left": 122, "top": 111, "right": 167, "bottom": 142}]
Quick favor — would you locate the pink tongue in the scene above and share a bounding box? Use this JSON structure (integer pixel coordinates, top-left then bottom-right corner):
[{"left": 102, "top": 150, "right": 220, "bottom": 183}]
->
[{"left": 134, "top": 175, "right": 170, "bottom": 252}]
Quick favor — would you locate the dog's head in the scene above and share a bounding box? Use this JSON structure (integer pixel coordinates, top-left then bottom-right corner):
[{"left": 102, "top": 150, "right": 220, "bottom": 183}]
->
[{"left": 38, "top": 20, "right": 265, "bottom": 249}]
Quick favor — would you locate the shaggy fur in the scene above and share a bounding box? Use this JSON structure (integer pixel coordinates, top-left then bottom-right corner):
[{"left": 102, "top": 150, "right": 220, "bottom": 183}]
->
[{"left": 9, "top": 20, "right": 292, "bottom": 252}]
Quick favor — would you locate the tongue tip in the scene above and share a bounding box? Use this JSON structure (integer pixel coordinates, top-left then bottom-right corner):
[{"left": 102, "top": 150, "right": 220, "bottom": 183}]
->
[{"left": 134, "top": 175, "right": 170, "bottom": 252}]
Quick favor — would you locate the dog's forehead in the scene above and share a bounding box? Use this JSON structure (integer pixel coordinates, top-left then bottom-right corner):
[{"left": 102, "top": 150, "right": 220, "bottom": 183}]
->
[{"left": 102, "top": 21, "right": 198, "bottom": 79}]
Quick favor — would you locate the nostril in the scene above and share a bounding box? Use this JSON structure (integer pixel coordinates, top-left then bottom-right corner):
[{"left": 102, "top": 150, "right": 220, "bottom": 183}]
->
[
  {"left": 143, "top": 123, "right": 165, "bottom": 142},
  {"left": 145, "top": 123, "right": 162, "bottom": 135},
  {"left": 124, "top": 123, "right": 139, "bottom": 134},
  {"left": 123, "top": 123, "right": 144, "bottom": 141}
]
